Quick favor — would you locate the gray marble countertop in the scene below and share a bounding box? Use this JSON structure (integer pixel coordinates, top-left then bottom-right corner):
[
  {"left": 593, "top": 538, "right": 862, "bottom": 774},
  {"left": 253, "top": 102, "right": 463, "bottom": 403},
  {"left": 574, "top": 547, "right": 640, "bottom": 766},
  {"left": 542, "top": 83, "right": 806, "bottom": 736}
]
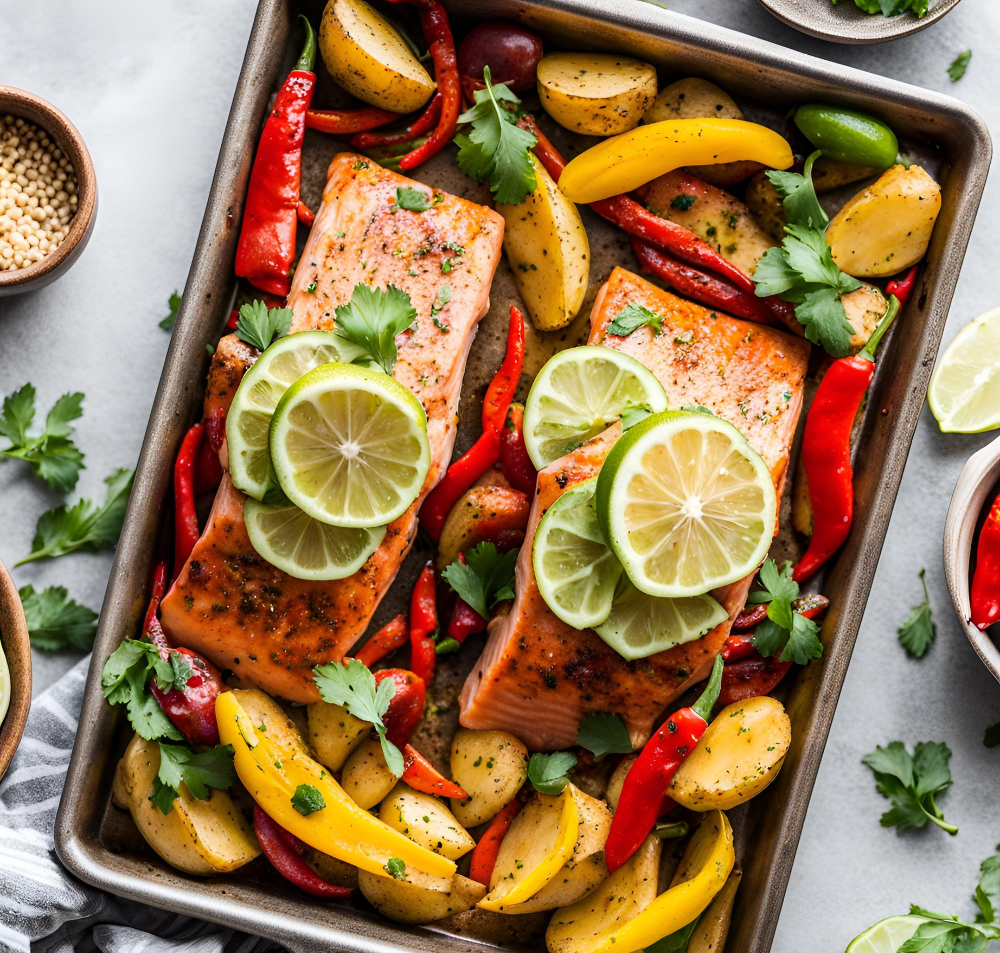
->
[{"left": 1, "top": 0, "right": 996, "bottom": 949}]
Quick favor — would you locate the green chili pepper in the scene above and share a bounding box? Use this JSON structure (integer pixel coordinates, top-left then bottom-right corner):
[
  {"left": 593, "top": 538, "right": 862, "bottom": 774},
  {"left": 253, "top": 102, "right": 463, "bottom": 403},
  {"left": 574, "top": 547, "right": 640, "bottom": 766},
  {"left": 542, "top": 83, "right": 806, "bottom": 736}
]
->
[{"left": 792, "top": 104, "right": 899, "bottom": 170}]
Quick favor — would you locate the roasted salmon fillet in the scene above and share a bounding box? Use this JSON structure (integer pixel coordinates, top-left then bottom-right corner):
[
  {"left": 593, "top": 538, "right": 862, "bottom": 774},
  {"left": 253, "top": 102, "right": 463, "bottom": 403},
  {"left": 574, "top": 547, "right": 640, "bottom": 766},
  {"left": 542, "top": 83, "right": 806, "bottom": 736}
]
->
[
  {"left": 459, "top": 268, "right": 810, "bottom": 750},
  {"left": 160, "top": 154, "right": 504, "bottom": 702}
]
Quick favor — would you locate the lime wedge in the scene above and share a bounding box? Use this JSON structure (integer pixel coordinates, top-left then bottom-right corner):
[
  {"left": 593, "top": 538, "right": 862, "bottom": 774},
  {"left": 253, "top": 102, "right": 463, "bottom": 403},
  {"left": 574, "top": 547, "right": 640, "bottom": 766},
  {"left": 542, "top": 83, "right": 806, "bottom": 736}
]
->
[
  {"left": 522, "top": 346, "right": 667, "bottom": 470},
  {"left": 227, "top": 330, "right": 365, "bottom": 500},
  {"left": 595, "top": 411, "right": 775, "bottom": 598},
  {"left": 594, "top": 576, "right": 727, "bottom": 660},
  {"left": 269, "top": 362, "right": 430, "bottom": 528},
  {"left": 533, "top": 478, "right": 623, "bottom": 629},
  {"left": 244, "top": 495, "right": 385, "bottom": 580},
  {"left": 928, "top": 307, "right": 1000, "bottom": 432},
  {"left": 846, "top": 916, "right": 928, "bottom": 953}
]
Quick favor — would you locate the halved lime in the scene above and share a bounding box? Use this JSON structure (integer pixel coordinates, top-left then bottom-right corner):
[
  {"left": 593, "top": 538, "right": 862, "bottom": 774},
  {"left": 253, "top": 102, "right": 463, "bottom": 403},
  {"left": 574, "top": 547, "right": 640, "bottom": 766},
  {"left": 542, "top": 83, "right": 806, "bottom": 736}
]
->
[
  {"left": 595, "top": 411, "right": 776, "bottom": 598},
  {"left": 227, "top": 330, "right": 365, "bottom": 500},
  {"left": 594, "top": 576, "right": 727, "bottom": 660},
  {"left": 522, "top": 346, "right": 667, "bottom": 470},
  {"left": 928, "top": 307, "right": 1000, "bottom": 433},
  {"left": 845, "top": 916, "right": 928, "bottom": 953},
  {"left": 244, "top": 495, "right": 385, "bottom": 580},
  {"left": 270, "top": 362, "right": 430, "bottom": 528},
  {"left": 533, "top": 478, "right": 623, "bottom": 629}
]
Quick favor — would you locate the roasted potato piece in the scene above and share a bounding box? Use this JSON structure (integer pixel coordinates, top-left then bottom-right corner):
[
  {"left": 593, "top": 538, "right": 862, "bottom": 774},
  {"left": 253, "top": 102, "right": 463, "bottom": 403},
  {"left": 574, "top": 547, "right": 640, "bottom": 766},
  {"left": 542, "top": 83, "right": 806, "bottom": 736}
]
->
[
  {"left": 342, "top": 736, "right": 397, "bottom": 809},
  {"left": 812, "top": 156, "right": 878, "bottom": 193},
  {"left": 498, "top": 155, "right": 590, "bottom": 332},
  {"left": 826, "top": 164, "right": 941, "bottom": 278},
  {"left": 688, "top": 865, "right": 742, "bottom": 953},
  {"left": 744, "top": 170, "right": 787, "bottom": 242},
  {"left": 537, "top": 53, "right": 657, "bottom": 136},
  {"left": 450, "top": 728, "right": 529, "bottom": 826},
  {"left": 319, "top": 0, "right": 436, "bottom": 113},
  {"left": 791, "top": 452, "right": 813, "bottom": 537},
  {"left": 603, "top": 754, "right": 637, "bottom": 813},
  {"left": 307, "top": 700, "right": 370, "bottom": 772},
  {"left": 359, "top": 869, "right": 487, "bottom": 924},
  {"left": 843, "top": 282, "right": 888, "bottom": 351},
  {"left": 114, "top": 733, "right": 260, "bottom": 876},
  {"left": 380, "top": 784, "right": 476, "bottom": 861},
  {"left": 668, "top": 697, "right": 791, "bottom": 810},
  {"left": 304, "top": 847, "right": 360, "bottom": 890},
  {"left": 436, "top": 485, "right": 531, "bottom": 571},
  {"left": 230, "top": 688, "right": 309, "bottom": 757}
]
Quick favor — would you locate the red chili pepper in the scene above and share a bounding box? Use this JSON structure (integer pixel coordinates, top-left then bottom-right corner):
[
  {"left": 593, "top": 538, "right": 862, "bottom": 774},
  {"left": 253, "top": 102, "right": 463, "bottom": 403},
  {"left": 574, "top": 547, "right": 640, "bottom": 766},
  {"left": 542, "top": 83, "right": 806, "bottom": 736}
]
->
[
  {"left": 793, "top": 297, "right": 900, "bottom": 583},
  {"left": 174, "top": 423, "right": 205, "bottom": 579},
  {"left": 143, "top": 561, "right": 169, "bottom": 639},
  {"left": 499, "top": 402, "right": 537, "bottom": 495},
  {"left": 375, "top": 668, "right": 426, "bottom": 747},
  {"left": 469, "top": 799, "right": 522, "bottom": 885},
  {"left": 351, "top": 93, "right": 442, "bottom": 149},
  {"left": 355, "top": 614, "right": 409, "bottom": 668},
  {"left": 718, "top": 655, "right": 792, "bottom": 707},
  {"left": 150, "top": 645, "right": 225, "bottom": 748},
  {"left": 448, "top": 597, "right": 487, "bottom": 643},
  {"left": 421, "top": 307, "right": 525, "bottom": 539},
  {"left": 604, "top": 654, "right": 724, "bottom": 872},
  {"left": 194, "top": 432, "right": 223, "bottom": 496},
  {"left": 401, "top": 744, "right": 468, "bottom": 799},
  {"left": 234, "top": 17, "right": 316, "bottom": 297},
  {"left": 296, "top": 200, "right": 314, "bottom": 227},
  {"left": 305, "top": 105, "right": 402, "bottom": 135},
  {"left": 972, "top": 490, "right": 1000, "bottom": 629},
  {"left": 408, "top": 563, "right": 438, "bottom": 683},
  {"left": 721, "top": 634, "right": 757, "bottom": 663},
  {"left": 886, "top": 265, "right": 919, "bottom": 309},
  {"left": 253, "top": 805, "right": 353, "bottom": 898}
]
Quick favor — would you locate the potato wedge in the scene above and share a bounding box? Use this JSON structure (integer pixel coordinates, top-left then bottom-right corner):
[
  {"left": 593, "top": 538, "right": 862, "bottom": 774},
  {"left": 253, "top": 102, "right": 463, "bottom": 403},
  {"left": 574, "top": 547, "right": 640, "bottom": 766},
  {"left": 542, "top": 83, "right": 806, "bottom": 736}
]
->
[
  {"left": 687, "top": 865, "right": 742, "bottom": 953},
  {"left": 498, "top": 155, "right": 590, "bottom": 332},
  {"left": 436, "top": 486, "right": 531, "bottom": 571},
  {"left": 319, "top": 0, "right": 435, "bottom": 113},
  {"left": 537, "top": 53, "right": 657, "bottom": 136},
  {"left": 380, "top": 784, "right": 476, "bottom": 861},
  {"left": 308, "top": 700, "right": 370, "bottom": 772},
  {"left": 230, "top": 688, "right": 309, "bottom": 757},
  {"left": 812, "top": 156, "right": 878, "bottom": 193},
  {"left": 603, "top": 754, "right": 637, "bottom": 813},
  {"left": 668, "top": 696, "right": 791, "bottom": 810},
  {"left": 304, "top": 847, "right": 360, "bottom": 889},
  {"left": 115, "top": 733, "right": 260, "bottom": 876},
  {"left": 744, "top": 170, "right": 787, "bottom": 243},
  {"left": 450, "top": 728, "right": 529, "bottom": 826},
  {"left": 359, "top": 868, "right": 487, "bottom": 924},
  {"left": 342, "top": 735, "right": 397, "bottom": 809},
  {"left": 843, "top": 282, "right": 888, "bottom": 351},
  {"left": 826, "top": 164, "right": 941, "bottom": 278}
]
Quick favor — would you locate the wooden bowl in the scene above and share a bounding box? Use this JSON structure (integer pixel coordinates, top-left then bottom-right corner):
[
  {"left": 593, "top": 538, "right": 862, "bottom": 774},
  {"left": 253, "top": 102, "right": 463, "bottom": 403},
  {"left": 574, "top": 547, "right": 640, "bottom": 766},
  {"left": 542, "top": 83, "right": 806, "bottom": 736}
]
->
[
  {"left": 0, "top": 559, "right": 31, "bottom": 780},
  {"left": 943, "top": 433, "right": 1000, "bottom": 682},
  {"left": 0, "top": 84, "right": 97, "bottom": 296}
]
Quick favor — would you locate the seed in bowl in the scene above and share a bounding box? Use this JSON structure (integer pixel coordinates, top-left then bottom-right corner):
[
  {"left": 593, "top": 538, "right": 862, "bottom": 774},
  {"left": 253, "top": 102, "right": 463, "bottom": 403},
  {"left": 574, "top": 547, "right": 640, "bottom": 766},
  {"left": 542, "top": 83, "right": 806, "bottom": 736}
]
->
[{"left": 0, "top": 113, "right": 77, "bottom": 272}]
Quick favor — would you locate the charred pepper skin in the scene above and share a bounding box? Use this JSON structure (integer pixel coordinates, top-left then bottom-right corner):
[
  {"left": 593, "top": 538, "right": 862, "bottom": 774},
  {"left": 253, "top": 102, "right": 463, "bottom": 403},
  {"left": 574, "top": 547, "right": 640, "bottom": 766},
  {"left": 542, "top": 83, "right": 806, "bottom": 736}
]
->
[{"left": 971, "top": 489, "right": 1000, "bottom": 629}]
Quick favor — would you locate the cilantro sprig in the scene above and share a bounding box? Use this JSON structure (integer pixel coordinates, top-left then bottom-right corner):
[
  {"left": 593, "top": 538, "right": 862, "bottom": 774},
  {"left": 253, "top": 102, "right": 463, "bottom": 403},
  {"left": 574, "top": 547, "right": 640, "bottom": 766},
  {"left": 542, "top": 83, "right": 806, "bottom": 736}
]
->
[
  {"left": 235, "top": 299, "right": 293, "bottom": 352},
  {"left": 159, "top": 290, "right": 182, "bottom": 331},
  {"left": 948, "top": 50, "right": 972, "bottom": 83},
  {"left": 746, "top": 558, "right": 824, "bottom": 665},
  {"left": 607, "top": 303, "right": 666, "bottom": 338},
  {"left": 831, "top": 0, "right": 928, "bottom": 17},
  {"left": 862, "top": 740, "right": 957, "bottom": 835},
  {"left": 527, "top": 750, "right": 577, "bottom": 795},
  {"left": 441, "top": 542, "right": 516, "bottom": 621},
  {"left": 898, "top": 568, "right": 936, "bottom": 658},
  {"left": 334, "top": 282, "right": 417, "bottom": 375},
  {"left": 19, "top": 584, "right": 98, "bottom": 651},
  {"left": 151, "top": 742, "right": 237, "bottom": 814},
  {"left": 576, "top": 712, "right": 633, "bottom": 761}
]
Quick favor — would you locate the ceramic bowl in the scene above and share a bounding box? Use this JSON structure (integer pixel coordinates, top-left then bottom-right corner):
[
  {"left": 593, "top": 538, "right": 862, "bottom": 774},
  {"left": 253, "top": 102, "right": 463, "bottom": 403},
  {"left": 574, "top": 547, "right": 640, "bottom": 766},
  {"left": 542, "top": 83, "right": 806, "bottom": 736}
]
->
[
  {"left": 0, "top": 559, "right": 31, "bottom": 780},
  {"left": 0, "top": 84, "right": 97, "bottom": 297},
  {"left": 756, "top": 0, "right": 964, "bottom": 44},
  {"left": 943, "top": 433, "right": 1000, "bottom": 683}
]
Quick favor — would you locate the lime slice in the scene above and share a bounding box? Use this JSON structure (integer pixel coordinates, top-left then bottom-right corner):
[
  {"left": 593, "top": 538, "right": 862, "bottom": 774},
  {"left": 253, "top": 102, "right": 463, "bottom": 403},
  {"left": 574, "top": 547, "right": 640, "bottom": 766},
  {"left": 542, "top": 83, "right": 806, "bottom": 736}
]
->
[
  {"left": 270, "top": 362, "right": 430, "bottom": 528},
  {"left": 244, "top": 495, "right": 385, "bottom": 580},
  {"left": 227, "top": 330, "right": 365, "bottom": 500},
  {"left": 533, "top": 478, "right": 623, "bottom": 629},
  {"left": 928, "top": 307, "right": 1000, "bottom": 433},
  {"left": 595, "top": 410, "right": 776, "bottom": 598},
  {"left": 0, "top": 636, "right": 10, "bottom": 726},
  {"left": 846, "top": 916, "right": 928, "bottom": 953},
  {"left": 594, "top": 576, "right": 727, "bottom": 660},
  {"left": 522, "top": 346, "right": 667, "bottom": 470}
]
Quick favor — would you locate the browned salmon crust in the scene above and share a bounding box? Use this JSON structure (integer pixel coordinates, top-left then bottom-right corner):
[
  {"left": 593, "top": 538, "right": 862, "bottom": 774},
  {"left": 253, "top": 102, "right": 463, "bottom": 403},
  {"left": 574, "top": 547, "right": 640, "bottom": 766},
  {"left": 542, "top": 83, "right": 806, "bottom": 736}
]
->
[
  {"left": 459, "top": 268, "right": 810, "bottom": 750},
  {"left": 160, "top": 154, "right": 504, "bottom": 702}
]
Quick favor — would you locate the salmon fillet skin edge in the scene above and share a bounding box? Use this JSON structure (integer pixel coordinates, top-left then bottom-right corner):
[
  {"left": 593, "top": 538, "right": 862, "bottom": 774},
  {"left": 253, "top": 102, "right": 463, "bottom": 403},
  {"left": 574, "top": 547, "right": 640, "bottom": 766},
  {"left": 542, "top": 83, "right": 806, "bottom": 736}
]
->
[
  {"left": 160, "top": 154, "right": 504, "bottom": 703},
  {"left": 459, "top": 267, "right": 810, "bottom": 750}
]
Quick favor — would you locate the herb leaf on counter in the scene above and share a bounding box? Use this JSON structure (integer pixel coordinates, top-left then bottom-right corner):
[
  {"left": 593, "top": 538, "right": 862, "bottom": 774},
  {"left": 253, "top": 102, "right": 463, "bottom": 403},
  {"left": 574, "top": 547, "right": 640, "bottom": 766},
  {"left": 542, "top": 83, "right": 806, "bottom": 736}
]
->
[
  {"left": 101, "top": 638, "right": 188, "bottom": 742},
  {"left": 235, "top": 299, "right": 293, "bottom": 352},
  {"left": 747, "top": 558, "right": 824, "bottom": 665},
  {"left": 334, "top": 283, "right": 417, "bottom": 375},
  {"left": 862, "top": 740, "right": 957, "bottom": 835},
  {"left": 441, "top": 542, "right": 517, "bottom": 621},
  {"left": 159, "top": 290, "right": 182, "bottom": 330},
  {"left": 898, "top": 568, "right": 936, "bottom": 658},
  {"left": 577, "top": 713, "right": 633, "bottom": 761},
  {"left": 948, "top": 50, "right": 972, "bottom": 83},
  {"left": 19, "top": 584, "right": 98, "bottom": 651},
  {"left": 976, "top": 847, "right": 1000, "bottom": 922},
  {"left": 528, "top": 750, "right": 577, "bottom": 795},
  {"left": 607, "top": 303, "right": 665, "bottom": 338},
  {"left": 984, "top": 722, "right": 1000, "bottom": 748},
  {"left": 151, "top": 742, "right": 237, "bottom": 814}
]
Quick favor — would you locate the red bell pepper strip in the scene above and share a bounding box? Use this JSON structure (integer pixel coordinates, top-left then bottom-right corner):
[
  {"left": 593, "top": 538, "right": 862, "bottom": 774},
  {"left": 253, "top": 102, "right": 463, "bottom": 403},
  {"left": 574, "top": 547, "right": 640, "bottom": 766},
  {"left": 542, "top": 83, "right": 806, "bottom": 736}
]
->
[
  {"left": 194, "top": 433, "right": 223, "bottom": 496},
  {"left": 793, "top": 296, "right": 900, "bottom": 583},
  {"left": 408, "top": 563, "right": 438, "bottom": 683},
  {"left": 351, "top": 93, "right": 442, "bottom": 149},
  {"left": 972, "top": 489, "right": 1000, "bottom": 629},
  {"left": 355, "top": 614, "right": 409, "bottom": 667},
  {"left": 719, "top": 654, "right": 793, "bottom": 707},
  {"left": 375, "top": 668, "right": 426, "bottom": 747},
  {"left": 296, "top": 201, "right": 314, "bottom": 227},
  {"left": 149, "top": 642, "right": 225, "bottom": 748},
  {"left": 305, "top": 104, "right": 402, "bottom": 135},
  {"left": 604, "top": 654, "right": 724, "bottom": 873},
  {"left": 421, "top": 306, "right": 525, "bottom": 539},
  {"left": 173, "top": 423, "right": 205, "bottom": 579},
  {"left": 886, "top": 265, "right": 918, "bottom": 309},
  {"left": 401, "top": 744, "right": 468, "bottom": 799},
  {"left": 720, "top": 634, "right": 758, "bottom": 663},
  {"left": 449, "top": 597, "right": 487, "bottom": 643},
  {"left": 234, "top": 16, "right": 316, "bottom": 296},
  {"left": 469, "top": 799, "right": 523, "bottom": 886},
  {"left": 253, "top": 805, "right": 353, "bottom": 898},
  {"left": 499, "top": 402, "right": 537, "bottom": 495}
]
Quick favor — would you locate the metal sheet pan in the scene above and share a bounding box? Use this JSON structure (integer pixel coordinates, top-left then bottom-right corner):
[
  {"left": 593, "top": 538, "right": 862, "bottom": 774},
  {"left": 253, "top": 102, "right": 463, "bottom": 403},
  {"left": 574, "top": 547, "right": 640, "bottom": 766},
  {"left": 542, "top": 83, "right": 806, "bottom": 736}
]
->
[{"left": 55, "top": 1, "right": 992, "bottom": 951}]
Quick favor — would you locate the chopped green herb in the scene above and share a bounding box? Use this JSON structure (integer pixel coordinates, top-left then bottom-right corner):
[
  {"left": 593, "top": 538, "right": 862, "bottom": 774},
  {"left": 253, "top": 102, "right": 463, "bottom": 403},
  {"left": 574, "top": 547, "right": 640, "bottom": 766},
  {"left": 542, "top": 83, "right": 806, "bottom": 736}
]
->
[
  {"left": 670, "top": 194, "right": 696, "bottom": 211},
  {"left": 607, "top": 302, "right": 664, "bottom": 337},
  {"left": 394, "top": 187, "right": 432, "bottom": 212},
  {"left": 385, "top": 857, "right": 407, "bottom": 880},
  {"left": 291, "top": 783, "right": 326, "bottom": 816}
]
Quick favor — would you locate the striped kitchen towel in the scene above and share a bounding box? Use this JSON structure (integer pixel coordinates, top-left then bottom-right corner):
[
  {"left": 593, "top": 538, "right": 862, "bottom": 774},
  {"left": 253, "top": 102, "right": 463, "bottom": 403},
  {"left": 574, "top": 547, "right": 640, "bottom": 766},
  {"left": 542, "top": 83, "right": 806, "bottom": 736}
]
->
[{"left": 0, "top": 657, "right": 284, "bottom": 953}]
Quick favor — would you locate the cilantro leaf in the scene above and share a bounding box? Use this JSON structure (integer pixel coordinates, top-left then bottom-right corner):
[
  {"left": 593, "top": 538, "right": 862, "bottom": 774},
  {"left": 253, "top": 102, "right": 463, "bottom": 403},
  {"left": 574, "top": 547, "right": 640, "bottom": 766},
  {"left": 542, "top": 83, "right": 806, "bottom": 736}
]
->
[
  {"left": 747, "top": 558, "right": 824, "bottom": 664},
  {"left": 455, "top": 66, "right": 537, "bottom": 204},
  {"left": 385, "top": 857, "right": 407, "bottom": 880},
  {"left": 645, "top": 917, "right": 701, "bottom": 953},
  {"left": 766, "top": 152, "right": 828, "bottom": 230},
  {"left": 334, "top": 282, "right": 416, "bottom": 375},
  {"left": 17, "top": 468, "right": 134, "bottom": 565},
  {"left": 0, "top": 384, "right": 85, "bottom": 492},
  {"left": 948, "top": 50, "right": 972, "bottom": 83},
  {"left": 152, "top": 742, "right": 236, "bottom": 814},
  {"left": 607, "top": 303, "right": 665, "bottom": 338},
  {"left": 235, "top": 299, "right": 293, "bottom": 352},
  {"left": 159, "top": 290, "right": 182, "bottom": 330},
  {"left": 101, "top": 639, "right": 186, "bottom": 742},
  {"left": 833, "top": 0, "right": 929, "bottom": 15},
  {"left": 899, "top": 569, "right": 936, "bottom": 658},
  {"left": 577, "top": 713, "right": 633, "bottom": 761},
  {"left": 19, "top": 584, "right": 98, "bottom": 651},
  {"left": 984, "top": 722, "right": 1000, "bottom": 749},
  {"left": 862, "top": 740, "right": 957, "bottom": 835},
  {"left": 975, "top": 846, "right": 1000, "bottom": 922},
  {"left": 527, "top": 750, "right": 577, "bottom": 795},
  {"left": 291, "top": 783, "right": 326, "bottom": 816},
  {"left": 441, "top": 542, "right": 517, "bottom": 620},
  {"left": 395, "top": 187, "right": 432, "bottom": 212}
]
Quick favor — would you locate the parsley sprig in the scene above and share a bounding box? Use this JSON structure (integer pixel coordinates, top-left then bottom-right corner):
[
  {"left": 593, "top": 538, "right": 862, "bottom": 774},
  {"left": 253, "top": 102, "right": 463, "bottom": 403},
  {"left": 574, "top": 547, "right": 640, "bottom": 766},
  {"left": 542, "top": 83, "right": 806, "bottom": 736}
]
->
[
  {"left": 576, "top": 712, "right": 633, "bottom": 761},
  {"left": 862, "top": 740, "right": 957, "bottom": 835},
  {"left": 898, "top": 568, "right": 936, "bottom": 658},
  {"left": 527, "top": 750, "right": 577, "bottom": 795},
  {"left": 441, "top": 542, "right": 516, "bottom": 621},
  {"left": 235, "top": 299, "right": 293, "bottom": 352},
  {"left": 19, "top": 585, "right": 98, "bottom": 651},
  {"left": 746, "top": 558, "right": 824, "bottom": 665},
  {"left": 334, "top": 282, "right": 417, "bottom": 375},
  {"left": 151, "top": 742, "right": 237, "bottom": 814},
  {"left": 607, "top": 303, "right": 665, "bottom": 338}
]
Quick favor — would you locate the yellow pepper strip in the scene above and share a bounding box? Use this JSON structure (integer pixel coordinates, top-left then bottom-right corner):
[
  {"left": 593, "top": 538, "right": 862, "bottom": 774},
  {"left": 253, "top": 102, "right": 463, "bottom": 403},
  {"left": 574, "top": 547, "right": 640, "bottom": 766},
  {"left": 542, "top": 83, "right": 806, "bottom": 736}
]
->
[
  {"left": 558, "top": 118, "right": 793, "bottom": 204},
  {"left": 216, "top": 691, "right": 455, "bottom": 882},
  {"left": 477, "top": 787, "right": 579, "bottom": 911}
]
